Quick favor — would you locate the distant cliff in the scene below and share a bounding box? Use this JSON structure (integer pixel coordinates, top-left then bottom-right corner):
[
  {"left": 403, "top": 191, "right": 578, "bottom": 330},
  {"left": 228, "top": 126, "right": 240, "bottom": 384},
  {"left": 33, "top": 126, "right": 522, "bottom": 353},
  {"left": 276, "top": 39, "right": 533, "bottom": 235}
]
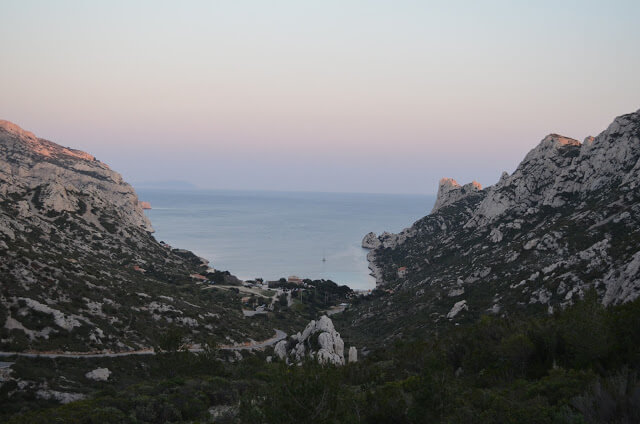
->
[
  {"left": 354, "top": 109, "right": 640, "bottom": 344},
  {"left": 0, "top": 120, "right": 263, "bottom": 352}
]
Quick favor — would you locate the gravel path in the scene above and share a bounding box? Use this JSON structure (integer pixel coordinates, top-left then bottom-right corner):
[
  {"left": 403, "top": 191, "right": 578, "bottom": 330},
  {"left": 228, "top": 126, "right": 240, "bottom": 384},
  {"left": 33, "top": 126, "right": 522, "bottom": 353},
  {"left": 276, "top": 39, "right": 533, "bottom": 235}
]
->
[{"left": 0, "top": 329, "right": 286, "bottom": 359}]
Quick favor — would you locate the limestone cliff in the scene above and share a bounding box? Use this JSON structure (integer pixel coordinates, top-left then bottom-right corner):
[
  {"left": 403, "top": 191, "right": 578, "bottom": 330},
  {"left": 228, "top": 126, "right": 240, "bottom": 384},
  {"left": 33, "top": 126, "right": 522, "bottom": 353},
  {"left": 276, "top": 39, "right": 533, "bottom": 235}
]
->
[
  {"left": 353, "top": 109, "right": 640, "bottom": 344},
  {"left": 0, "top": 120, "right": 152, "bottom": 233},
  {"left": 0, "top": 120, "right": 263, "bottom": 352}
]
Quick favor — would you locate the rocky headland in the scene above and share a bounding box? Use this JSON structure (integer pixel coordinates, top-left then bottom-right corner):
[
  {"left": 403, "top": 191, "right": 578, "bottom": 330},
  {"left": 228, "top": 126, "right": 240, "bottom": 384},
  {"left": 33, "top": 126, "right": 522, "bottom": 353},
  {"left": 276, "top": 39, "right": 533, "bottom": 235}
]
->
[
  {"left": 0, "top": 120, "right": 268, "bottom": 353},
  {"left": 354, "top": 109, "right": 640, "bottom": 342}
]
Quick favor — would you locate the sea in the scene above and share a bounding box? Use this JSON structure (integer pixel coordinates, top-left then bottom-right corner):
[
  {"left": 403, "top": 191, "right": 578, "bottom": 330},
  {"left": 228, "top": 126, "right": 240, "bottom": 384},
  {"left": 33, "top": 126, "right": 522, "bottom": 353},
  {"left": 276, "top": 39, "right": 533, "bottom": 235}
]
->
[{"left": 137, "top": 189, "right": 435, "bottom": 290}]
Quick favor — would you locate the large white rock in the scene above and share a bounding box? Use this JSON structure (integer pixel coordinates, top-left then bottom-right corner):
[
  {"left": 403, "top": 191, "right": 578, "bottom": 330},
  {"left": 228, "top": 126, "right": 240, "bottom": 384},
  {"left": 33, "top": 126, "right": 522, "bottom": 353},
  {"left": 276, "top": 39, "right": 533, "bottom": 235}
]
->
[
  {"left": 85, "top": 368, "right": 111, "bottom": 381},
  {"left": 446, "top": 300, "right": 468, "bottom": 319},
  {"left": 301, "top": 320, "right": 317, "bottom": 341},
  {"left": 348, "top": 346, "right": 358, "bottom": 363},
  {"left": 316, "top": 315, "right": 335, "bottom": 333},
  {"left": 317, "top": 349, "right": 343, "bottom": 365},
  {"left": 273, "top": 315, "right": 350, "bottom": 366},
  {"left": 274, "top": 340, "right": 287, "bottom": 360}
]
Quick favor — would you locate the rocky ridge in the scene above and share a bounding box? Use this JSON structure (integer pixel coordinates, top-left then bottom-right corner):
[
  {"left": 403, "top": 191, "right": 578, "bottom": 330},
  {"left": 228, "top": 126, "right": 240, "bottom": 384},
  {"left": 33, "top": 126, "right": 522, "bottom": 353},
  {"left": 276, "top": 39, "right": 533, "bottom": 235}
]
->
[
  {"left": 0, "top": 120, "right": 152, "bottom": 232},
  {"left": 0, "top": 120, "right": 266, "bottom": 352},
  {"left": 353, "top": 109, "right": 640, "bottom": 344}
]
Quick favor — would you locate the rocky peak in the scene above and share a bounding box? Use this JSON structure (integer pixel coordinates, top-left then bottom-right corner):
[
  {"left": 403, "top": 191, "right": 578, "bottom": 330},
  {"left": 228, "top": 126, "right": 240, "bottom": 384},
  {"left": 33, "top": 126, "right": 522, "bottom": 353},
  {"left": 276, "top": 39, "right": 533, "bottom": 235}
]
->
[
  {"left": 542, "top": 133, "right": 581, "bottom": 147},
  {"left": 431, "top": 178, "right": 482, "bottom": 213},
  {"left": 0, "top": 120, "right": 96, "bottom": 162},
  {"left": 355, "top": 108, "right": 640, "bottom": 340},
  {"left": 512, "top": 133, "right": 581, "bottom": 173},
  {"left": 467, "top": 109, "right": 640, "bottom": 227},
  {"left": 0, "top": 120, "right": 38, "bottom": 142},
  {"left": 0, "top": 120, "right": 152, "bottom": 232}
]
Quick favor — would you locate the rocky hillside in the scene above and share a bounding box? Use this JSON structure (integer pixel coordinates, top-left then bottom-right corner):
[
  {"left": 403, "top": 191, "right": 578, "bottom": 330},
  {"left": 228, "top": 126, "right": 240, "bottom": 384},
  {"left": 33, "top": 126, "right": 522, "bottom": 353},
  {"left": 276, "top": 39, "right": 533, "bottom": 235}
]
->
[
  {"left": 0, "top": 120, "right": 267, "bottom": 352},
  {"left": 346, "top": 109, "right": 640, "bottom": 344}
]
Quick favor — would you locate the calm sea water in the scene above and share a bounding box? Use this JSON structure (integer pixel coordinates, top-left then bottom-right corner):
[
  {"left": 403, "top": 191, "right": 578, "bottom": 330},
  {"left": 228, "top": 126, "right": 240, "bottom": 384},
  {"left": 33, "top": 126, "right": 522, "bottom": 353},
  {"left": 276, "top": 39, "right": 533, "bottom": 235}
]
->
[{"left": 137, "top": 189, "right": 435, "bottom": 290}]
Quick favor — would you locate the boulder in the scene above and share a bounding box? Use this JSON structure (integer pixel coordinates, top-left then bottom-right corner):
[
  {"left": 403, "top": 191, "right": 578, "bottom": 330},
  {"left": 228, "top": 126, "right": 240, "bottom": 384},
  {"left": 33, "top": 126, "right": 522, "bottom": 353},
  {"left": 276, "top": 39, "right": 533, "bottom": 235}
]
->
[
  {"left": 85, "top": 368, "right": 111, "bottom": 382},
  {"left": 348, "top": 346, "right": 358, "bottom": 363},
  {"left": 362, "top": 232, "right": 381, "bottom": 249},
  {"left": 273, "top": 315, "right": 350, "bottom": 366},
  {"left": 446, "top": 300, "right": 468, "bottom": 319}
]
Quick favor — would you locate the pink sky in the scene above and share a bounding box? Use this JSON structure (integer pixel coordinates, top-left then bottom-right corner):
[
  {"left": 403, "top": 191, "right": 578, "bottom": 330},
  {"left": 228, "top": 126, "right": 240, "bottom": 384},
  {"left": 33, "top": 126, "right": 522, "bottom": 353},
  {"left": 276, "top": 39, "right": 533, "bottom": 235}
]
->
[{"left": 1, "top": 1, "right": 639, "bottom": 193}]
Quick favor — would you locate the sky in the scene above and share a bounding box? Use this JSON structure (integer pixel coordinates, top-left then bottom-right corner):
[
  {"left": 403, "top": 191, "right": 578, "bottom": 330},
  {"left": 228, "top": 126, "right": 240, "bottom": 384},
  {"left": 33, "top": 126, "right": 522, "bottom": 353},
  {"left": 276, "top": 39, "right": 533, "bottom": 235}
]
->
[{"left": 1, "top": 0, "right": 639, "bottom": 194}]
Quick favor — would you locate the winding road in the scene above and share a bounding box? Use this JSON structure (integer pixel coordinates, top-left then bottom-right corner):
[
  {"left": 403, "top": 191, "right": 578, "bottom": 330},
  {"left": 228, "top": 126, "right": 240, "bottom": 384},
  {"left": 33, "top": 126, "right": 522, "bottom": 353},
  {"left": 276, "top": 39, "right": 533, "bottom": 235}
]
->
[{"left": 0, "top": 329, "right": 286, "bottom": 359}]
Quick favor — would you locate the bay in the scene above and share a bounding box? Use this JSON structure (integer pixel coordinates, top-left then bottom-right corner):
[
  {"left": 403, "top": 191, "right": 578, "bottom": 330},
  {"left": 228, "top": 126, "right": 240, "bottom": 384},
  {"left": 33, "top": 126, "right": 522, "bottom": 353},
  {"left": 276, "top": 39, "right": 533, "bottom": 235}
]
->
[{"left": 137, "top": 189, "right": 435, "bottom": 290}]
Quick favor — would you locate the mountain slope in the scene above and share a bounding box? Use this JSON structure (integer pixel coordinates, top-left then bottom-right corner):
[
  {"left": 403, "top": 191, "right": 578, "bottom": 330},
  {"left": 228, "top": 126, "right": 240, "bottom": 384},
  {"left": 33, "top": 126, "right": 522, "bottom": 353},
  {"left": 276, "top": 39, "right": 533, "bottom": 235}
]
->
[
  {"left": 0, "top": 120, "right": 267, "bottom": 352},
  {"left": 344, "top": 109, "right": 640, "bottom": 344}
]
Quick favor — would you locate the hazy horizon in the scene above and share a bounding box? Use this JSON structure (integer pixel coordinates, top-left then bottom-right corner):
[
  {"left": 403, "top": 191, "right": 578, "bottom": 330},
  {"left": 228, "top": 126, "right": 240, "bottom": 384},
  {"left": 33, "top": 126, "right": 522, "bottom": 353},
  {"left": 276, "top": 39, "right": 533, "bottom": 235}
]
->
[
  {"left": 132, "top": 182, "right": 438, "bottom": 197},
  {"left": 2, "top": 1, "right": 639, "bottom": 194}
]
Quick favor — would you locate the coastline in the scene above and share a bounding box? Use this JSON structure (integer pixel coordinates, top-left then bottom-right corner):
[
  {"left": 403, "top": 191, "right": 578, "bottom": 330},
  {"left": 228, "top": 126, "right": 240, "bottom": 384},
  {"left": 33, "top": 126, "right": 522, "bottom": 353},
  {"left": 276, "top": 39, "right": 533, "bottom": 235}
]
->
[
  {"left": 366, "top": 250, "right": 384, "bottom": 287},
  {"left": 139, "top": 189, "right": 433, "bottom": 291}
]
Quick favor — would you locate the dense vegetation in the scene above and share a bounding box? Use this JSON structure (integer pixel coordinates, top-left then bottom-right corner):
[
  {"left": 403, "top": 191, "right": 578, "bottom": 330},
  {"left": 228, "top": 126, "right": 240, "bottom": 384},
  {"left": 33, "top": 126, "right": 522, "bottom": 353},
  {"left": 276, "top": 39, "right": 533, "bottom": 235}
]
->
[{"left": 4, "top": 292, "right": 639, "bottom": 423}]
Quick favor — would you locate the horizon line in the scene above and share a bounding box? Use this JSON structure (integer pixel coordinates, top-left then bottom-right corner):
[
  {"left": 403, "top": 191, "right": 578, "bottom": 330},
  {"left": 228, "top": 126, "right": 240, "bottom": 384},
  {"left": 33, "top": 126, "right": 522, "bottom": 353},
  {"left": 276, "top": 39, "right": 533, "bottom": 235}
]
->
[{"left": 131, "top": 184, "right": 438, "bottom": 197}]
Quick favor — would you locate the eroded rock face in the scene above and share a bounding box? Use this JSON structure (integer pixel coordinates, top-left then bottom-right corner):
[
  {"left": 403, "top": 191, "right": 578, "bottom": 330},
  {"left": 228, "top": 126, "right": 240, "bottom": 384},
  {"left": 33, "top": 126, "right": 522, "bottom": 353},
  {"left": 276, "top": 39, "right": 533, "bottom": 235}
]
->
[
  {"left": 273, "top": 316, "right": 356, "bottom": 366},
  {"left": 354, "top": 109, "right": 640, "bottom": 343},
  {"left": 0, "top": 120, "right": 152, "bottom": 233},
  {"left": 468, "top": 114, "right": 640, "bottom": 228}
]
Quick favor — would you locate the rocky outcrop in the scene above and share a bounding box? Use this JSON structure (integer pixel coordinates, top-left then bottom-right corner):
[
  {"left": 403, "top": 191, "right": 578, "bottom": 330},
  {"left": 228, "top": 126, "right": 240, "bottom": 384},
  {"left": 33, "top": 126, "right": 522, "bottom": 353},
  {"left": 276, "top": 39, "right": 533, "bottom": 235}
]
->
[
  {"left": 273, "top": 316, "right": 356, "bottom": 366},
  {"left": 362, "top": 232, "right": 381, "bottom": 249},
  {"left": 446, "top": 300, "right": 468, "bottom": 319},
  {"left": 353, "top": 109, "right": 640, "bottom": 343},
  {"left": 431, "top": 178, "right": 482, "bottom": 214}
]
